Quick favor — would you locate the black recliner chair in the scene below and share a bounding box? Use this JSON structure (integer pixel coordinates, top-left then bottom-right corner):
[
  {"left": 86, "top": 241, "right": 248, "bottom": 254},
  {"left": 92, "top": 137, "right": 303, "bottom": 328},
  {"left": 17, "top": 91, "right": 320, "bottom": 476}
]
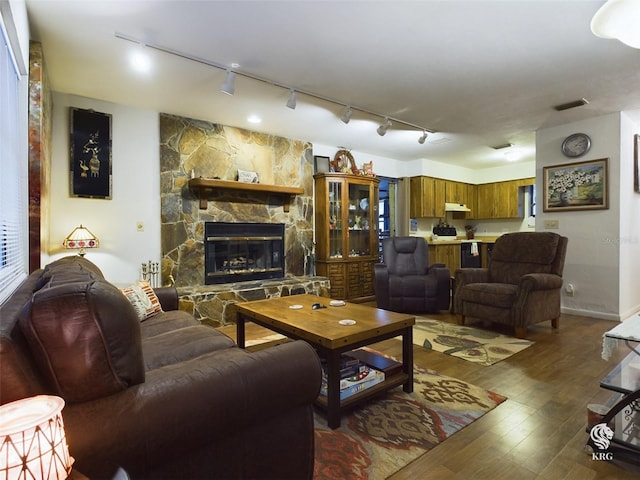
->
[{"left": 374, "top": 236, "right": 451, "bottom": 314}]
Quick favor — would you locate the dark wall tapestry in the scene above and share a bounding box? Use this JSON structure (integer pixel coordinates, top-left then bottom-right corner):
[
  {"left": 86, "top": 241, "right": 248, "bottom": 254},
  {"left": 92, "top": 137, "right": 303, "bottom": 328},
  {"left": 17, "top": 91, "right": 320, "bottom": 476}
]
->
[{"left": 70, "top": 107, "right": 112, "bottom": 199}]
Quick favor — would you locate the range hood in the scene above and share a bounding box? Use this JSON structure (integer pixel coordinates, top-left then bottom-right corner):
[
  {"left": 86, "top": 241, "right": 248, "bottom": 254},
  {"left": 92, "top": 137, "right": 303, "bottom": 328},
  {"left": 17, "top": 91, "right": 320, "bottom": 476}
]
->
[{"left": 445, "top": 202, "right": 471, "bottom": 212}]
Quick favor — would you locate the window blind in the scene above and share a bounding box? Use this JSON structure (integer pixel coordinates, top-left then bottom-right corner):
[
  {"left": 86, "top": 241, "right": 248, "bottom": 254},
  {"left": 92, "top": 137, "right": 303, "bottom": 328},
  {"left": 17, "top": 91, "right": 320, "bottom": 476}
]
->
[{"left": 0, "top": 16, "right": 28, "bottom": 305}]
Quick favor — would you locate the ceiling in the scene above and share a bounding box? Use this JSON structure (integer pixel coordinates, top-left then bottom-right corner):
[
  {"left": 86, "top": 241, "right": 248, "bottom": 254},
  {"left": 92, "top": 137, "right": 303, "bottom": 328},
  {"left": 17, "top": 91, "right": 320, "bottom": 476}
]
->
[{"left": 24, "top": 0, "right": 640, "bottom": 170}]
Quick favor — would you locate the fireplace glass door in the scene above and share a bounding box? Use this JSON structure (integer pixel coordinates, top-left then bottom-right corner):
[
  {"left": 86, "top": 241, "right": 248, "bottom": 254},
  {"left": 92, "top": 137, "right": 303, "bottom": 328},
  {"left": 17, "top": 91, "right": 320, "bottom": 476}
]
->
[{"left": 204, "top": 222, "right": 285, "bottom": 284}]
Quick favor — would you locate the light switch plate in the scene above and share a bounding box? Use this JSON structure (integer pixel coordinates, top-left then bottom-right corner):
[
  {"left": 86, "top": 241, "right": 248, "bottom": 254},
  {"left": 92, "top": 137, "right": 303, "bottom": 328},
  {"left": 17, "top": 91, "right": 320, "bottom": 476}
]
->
[{"left": 544, "top": 219, "right": 559, "bottom": 229}]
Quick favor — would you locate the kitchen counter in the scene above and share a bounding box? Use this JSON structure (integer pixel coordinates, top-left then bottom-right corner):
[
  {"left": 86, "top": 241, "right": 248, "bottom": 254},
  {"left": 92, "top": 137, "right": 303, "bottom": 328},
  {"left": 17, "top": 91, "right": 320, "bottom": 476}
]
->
[{"left": 426, "top": 237, "right": 485, "bottom": 245}]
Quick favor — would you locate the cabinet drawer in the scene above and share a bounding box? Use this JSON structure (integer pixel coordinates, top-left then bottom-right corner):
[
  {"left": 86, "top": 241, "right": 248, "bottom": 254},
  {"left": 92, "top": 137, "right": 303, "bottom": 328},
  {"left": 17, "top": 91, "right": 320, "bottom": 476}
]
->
[{"left": 328, "top": 263, "right": 345, "bottom": 275}]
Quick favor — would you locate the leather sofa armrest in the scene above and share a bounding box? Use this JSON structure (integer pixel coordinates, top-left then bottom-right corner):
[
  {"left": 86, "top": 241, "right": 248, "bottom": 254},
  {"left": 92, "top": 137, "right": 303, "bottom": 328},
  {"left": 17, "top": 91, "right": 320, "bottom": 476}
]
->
[
  {"left": 64, "top": 340, "right": 322, "bottom": 476},
  {"left": 428, "top": 263, "right": 447, "bottom": 270},
  {"left": 153, "top": 286, "right": 178, "bottom": 311},
  {"left": 374, "top": 263, "right": 390, "bottom": 309}
]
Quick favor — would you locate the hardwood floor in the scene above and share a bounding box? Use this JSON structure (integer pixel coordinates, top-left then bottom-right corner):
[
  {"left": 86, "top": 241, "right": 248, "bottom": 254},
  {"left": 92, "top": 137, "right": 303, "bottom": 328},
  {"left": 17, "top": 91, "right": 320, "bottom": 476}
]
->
[
  {"left": 222, "top": 311, "right": 640, "bottom": 479},
  {"left": 373, "top": 312, "right": 640, "bottom": 480}
]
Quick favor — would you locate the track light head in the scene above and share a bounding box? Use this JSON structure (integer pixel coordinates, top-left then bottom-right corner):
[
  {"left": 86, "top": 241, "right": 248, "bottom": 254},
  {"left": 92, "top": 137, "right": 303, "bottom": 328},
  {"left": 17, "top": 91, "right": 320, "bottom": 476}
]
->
[
  {"left": 377, "top": 118, "right": 391, "bottom": 136},
  {"left": 341, "top": 107, "right": 353, "bottom": 124},
  {"left": 418, "top": 130, "right": 428, "bottom": 144},
  {"left": 286, "top": 89, "right": 297, "bottom": 109},
  {"left": 221, "top": 70, "right": 236, "bottom": 95}
]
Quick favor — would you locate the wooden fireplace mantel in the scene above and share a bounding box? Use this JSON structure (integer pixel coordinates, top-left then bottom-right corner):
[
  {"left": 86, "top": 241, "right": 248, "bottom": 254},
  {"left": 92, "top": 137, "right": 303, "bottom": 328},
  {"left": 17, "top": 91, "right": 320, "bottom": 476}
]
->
[{"left": 188, "top": 178, "right": 305, "bottom": 212}]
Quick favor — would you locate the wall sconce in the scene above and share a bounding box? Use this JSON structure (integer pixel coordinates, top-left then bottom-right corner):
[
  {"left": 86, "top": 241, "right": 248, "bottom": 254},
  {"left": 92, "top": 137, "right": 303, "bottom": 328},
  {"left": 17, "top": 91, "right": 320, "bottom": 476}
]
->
[
  {"left": 63, "top": 224, "right": 99, "bottom": 257},
  {"left": 0, "top": 395, "right": 74, "bottom": 480}
]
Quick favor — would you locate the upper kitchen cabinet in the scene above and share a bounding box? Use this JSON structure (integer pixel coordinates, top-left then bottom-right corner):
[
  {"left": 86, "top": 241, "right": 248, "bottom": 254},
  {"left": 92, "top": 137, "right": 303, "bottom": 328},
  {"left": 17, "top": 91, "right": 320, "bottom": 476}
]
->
[
  {"left": 444, "top": 180, "right": 468, "bottom": 205},
  {"left": 476, "top": 178, "right": 534, "bottom": 219},
  {"left": 410, "top": 176, "right": 445, "bottom": 218}
]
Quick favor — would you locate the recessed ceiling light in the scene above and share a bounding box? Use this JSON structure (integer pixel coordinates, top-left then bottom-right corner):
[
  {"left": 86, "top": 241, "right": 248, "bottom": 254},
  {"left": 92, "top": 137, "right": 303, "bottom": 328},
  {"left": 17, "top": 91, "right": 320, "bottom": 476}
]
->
[
  {"left": 247, "top": 115, "right": 262, "bottom": 124},
  {"left": 504, "top": 150, "right": 520, "bottom": 162},
  {"left": 130, "top": 47, "right": 151, "bottom": 74}
]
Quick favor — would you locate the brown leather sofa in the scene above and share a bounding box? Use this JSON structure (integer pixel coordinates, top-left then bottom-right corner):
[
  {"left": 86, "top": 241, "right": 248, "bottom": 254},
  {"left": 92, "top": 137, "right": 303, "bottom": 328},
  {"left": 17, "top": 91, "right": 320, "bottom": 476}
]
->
[
  {"left": 374, "top": 236, "right": 451, "bottom": 314},
  {"left": 453, "top": 232, "right": 568, "bottom": 338},
  {"left": 0, "top": 256, "right": 322, "bottom": 479}
]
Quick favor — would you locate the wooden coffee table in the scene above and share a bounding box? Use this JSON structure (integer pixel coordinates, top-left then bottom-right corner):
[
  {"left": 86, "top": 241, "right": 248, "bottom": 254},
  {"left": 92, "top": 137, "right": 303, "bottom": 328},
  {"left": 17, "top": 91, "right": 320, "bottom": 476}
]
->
[{"left": 236, "top": 294, "right": 415, "bottom": 429}]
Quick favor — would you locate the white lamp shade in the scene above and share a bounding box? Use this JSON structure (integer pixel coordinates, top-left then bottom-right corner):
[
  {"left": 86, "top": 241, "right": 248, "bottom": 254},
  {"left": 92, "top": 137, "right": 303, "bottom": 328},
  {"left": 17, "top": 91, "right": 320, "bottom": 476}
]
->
[
  {"left": 591, "top": 0, "right": 640, "bottom": 49},
  {"left": 0, "top": 396, "right": 73, "bottom": 480}
]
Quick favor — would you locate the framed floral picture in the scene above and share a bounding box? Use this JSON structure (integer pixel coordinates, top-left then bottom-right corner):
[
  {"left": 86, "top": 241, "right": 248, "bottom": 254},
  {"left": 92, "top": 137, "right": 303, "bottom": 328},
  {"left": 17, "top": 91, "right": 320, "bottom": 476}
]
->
[
  {"left": 543, "top": 158, "right": 608, "bottom": 212},
  {"left": 70, "top": 107, "right": 112, "bottom": 199}
]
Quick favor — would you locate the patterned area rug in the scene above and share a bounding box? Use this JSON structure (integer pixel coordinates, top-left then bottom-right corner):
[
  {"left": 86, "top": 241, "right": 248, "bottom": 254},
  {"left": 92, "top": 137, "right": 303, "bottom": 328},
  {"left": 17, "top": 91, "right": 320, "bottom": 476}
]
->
[
  {"left": 313, "top": 362, "right": 506, "bottom": 480},
  {"left": 413, "top": 317, "right": 534, "bottom": 366}
]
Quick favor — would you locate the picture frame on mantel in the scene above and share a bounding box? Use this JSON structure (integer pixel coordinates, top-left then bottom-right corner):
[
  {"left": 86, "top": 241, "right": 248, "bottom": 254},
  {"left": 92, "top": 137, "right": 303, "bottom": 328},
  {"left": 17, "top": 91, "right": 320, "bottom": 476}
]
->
[
  {"left": 543, "top": 158, "right": 608, "bottom": 212},
  {"left": 314, "top": 155, "right": 330, "bottom": 174},
  {"left": 634, "top": 134, "right": 640, "bottom": 193},
  {"left": 69, "top": 107, "right": 112, "bottom": 199}
]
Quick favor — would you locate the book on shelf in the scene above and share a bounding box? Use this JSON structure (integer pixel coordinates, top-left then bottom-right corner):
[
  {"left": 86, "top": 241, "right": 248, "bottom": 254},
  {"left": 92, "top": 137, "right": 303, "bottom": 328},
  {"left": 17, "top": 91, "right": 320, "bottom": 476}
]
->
[
  {"left": 345, "top": 349, "right": 403, "bottom": 378},
  {"left": 320, "top": 353, "right": 367, "bottom": 379},
  {"left": 320, "top": 367, "right": 385, "bottom": 400}
]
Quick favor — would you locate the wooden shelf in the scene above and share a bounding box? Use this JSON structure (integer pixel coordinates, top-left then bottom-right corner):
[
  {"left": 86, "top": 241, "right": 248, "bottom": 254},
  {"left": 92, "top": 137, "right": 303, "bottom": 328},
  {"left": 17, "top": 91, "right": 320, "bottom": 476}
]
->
[
  {"left": 188, "top": 178, "right": 304, "bottom": 211},
  {"left": 315, "top": 373, "right": 409, "bottom": 410}
]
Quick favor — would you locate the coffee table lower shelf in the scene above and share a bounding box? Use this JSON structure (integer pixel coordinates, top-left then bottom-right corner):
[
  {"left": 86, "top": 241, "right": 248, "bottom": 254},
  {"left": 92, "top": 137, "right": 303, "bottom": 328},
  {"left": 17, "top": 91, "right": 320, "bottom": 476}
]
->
[{"left": 315, "top": 372, "right": 409, "bottom": 412}]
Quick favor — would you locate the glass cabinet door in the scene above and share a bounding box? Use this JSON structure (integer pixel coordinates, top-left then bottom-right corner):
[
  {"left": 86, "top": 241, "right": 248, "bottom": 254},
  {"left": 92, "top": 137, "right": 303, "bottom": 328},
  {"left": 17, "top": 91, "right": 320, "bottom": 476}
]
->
[
  {"left": 328, "top": 180, "right": 343, "bottom": 258},
  {"left": 348, "top": 182, "right": 374, "bottom": 257}
]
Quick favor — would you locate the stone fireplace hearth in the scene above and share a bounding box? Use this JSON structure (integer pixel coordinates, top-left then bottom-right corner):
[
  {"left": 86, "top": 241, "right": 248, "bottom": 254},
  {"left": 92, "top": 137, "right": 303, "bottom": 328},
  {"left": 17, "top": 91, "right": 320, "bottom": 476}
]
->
[{"left": 159, "top": 113, "right": 329, "bottom": 326}]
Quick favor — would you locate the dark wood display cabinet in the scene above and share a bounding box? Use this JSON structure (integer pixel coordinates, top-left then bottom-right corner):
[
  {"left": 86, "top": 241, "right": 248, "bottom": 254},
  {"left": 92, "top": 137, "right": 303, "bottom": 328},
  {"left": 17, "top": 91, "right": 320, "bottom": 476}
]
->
[{"left": 314, "top": 173, "right": 380, "bottom": 302}]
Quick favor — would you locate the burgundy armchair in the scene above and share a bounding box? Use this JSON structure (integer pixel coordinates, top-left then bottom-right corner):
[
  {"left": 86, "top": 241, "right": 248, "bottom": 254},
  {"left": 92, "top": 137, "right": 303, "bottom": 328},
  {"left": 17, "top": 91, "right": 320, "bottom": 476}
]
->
[
  {"left": 375, "top": 236, "right": 451, "bottom": 314},
  {"left": 453, "top": 232, "right": 568, "bottom": 338}
]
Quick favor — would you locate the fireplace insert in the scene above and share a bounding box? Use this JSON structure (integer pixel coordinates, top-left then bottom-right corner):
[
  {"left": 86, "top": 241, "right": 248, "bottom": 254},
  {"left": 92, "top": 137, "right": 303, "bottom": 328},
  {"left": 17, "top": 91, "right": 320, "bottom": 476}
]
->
[{"left": 204, "top": 222, "right": 285, "bottom": 284}]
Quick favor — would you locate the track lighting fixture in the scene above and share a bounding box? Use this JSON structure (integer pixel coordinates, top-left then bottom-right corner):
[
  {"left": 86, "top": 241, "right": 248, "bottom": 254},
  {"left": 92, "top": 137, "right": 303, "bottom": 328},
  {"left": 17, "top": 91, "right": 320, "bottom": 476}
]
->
[
  {"left": 114, "top": 32, "right": 436, "bottom": 138},
  {"left": 286, "top": 89, "right": 297, "bottom": 109},
  {"left": 377, "top": 118, "right": 391, "bottom": 136},
  {"left": 220, "top": 69, "right": 236, "bottom": 95},
  {"left": 340, "top": 107, "right": 353, "bottom": 124}
]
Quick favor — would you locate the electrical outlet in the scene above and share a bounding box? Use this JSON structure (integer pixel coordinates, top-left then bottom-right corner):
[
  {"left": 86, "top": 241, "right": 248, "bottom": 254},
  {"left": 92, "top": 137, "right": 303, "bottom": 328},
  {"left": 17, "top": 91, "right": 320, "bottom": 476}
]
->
[
  {"left": 565, "top": 283, "right": 575, "bottom": 297},
  {"left": 544, "top": 219, "right": 559, "bottom": 229},
  {"left": 136, "top": 221, "right": 144, "bottom": 232}
]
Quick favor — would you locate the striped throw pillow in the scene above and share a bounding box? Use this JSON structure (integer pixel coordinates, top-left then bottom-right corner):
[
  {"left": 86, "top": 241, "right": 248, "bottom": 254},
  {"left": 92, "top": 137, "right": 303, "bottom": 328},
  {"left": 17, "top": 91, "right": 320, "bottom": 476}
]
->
[{"left": 121, "top": 280, "right": 163, "bottom": 321}]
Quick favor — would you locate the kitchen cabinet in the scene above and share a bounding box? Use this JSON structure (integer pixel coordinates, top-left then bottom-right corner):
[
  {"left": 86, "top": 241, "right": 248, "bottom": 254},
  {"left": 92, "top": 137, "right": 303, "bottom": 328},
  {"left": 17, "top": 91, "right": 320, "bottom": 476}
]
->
[
  {"left": 428, "top": 243, "right": 461, "bottom": 274},
  {"left": 466, "top": 183, "right": 477, "bottom": 219},
  {"left": 476, "top": 179, "right": 533, "bottom": 219},
  {"left": 445, "top": 180, "right": 468, "bottom": 204},
  {"left": 410, "top": 176, "right": 445, "bottom": 218},
  {"left": 411, "top": 176, "right": 532, "bottom": 220},
  {"left": 314, "top": 173, "right": 380, "bottom": 302}
]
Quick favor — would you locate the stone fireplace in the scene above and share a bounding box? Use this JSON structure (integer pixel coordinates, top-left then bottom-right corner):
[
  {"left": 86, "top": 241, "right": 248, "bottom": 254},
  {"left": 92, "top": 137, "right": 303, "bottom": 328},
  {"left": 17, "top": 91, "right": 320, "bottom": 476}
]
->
[{"left": 159, "top": 114, "right": 329, "bottom": 326}]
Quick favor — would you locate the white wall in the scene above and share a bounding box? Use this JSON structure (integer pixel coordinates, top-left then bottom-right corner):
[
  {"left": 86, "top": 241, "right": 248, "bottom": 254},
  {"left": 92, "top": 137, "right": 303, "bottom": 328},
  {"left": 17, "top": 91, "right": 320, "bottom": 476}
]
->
[
  {"left": 313, "top": 144, "right": 537, "bottom": 239},
  {"left": 537, "top": 112, "right": 640, "bottom": 321},
  {"left": 619, "top": 112, "right": 640, "bottom": 320},
  {"left": 45, "top": 93, "right": 161, "bottom": 285}
]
